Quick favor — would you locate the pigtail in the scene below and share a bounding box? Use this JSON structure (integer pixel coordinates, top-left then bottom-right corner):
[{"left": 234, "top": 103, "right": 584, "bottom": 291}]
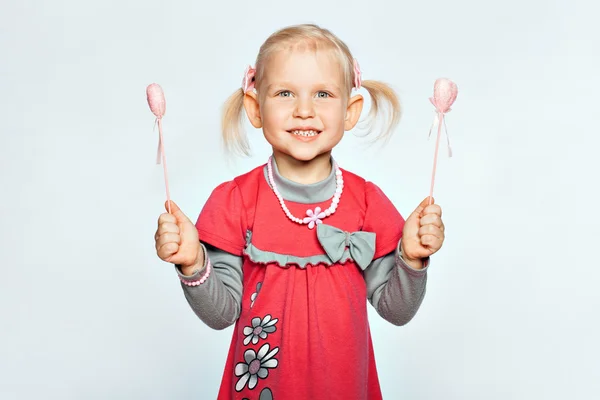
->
[
  {"left": 358, "top": 80, "right": 402, "bottom": 143},
  {"left": 221, "top": 88, "right": 250, "bottom": 156}
]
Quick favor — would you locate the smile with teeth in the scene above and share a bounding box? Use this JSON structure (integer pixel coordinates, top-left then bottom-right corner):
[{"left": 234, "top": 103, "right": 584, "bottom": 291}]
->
[{"left": 289, "top": 130, "right": 321, "bottom": 137}]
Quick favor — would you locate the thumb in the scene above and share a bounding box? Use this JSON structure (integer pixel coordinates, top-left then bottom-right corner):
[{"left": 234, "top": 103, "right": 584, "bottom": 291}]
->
[
  {"left": 412, "top": 196, "right": 434, "bottom": 217},
  {"left": 165, "top": 200, "right": 191, "bottom": 223}
]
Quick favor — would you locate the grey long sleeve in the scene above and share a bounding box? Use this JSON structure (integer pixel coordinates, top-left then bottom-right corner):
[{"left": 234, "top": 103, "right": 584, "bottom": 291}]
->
[
  {"left": 176, "top": 239, "right": 428, "bottom": 329},
  {"left": 175, "top": 242, "right": 244, "bottom": 330},
  {"left": 364, "top": 240, "right": 429, "bottom": 326}
]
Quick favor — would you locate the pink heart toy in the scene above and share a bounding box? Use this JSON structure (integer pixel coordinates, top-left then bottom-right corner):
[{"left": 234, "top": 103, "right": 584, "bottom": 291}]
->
[
  {"left": 146, "top": 83, "right": 171, "bottom": 213},
  {"left": 147, "top": 83, "right": 166, "bottom": 118},
  {"left": 427, "top": 78, "right": 458, "bottom": 205}
]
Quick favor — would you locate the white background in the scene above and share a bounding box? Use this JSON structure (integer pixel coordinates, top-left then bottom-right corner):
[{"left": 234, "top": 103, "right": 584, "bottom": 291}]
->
[{"left": 1, "top": 0, "right": 599, "bottom": 398}]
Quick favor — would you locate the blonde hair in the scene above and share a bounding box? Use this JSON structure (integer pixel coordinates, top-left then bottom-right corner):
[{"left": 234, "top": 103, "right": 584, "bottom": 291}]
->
[{"left": 222, "top": 23, "right": 401, "bottom": 156}]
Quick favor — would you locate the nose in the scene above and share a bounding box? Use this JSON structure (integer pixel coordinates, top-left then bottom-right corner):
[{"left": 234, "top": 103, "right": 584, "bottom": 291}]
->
[{"left": 293, "top": 96, "right": 315, "bottom": 119}]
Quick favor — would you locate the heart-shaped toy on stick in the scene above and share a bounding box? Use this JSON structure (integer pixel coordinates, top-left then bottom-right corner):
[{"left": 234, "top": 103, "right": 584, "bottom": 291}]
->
[
  {"left": 146, "top": 83, "right": 171, "bottom": 213},
  {"left": 428, "top": 78, "right": 458, "bottom": 205}
]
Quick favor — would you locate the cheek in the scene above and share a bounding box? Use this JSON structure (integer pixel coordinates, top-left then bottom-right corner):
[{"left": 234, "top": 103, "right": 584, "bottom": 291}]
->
[
  {"left": 318, "top": 104, "right": 345, "bottom": 128},
  {"left": 262, "top": 103, "right": 290, "bottom": 127}
]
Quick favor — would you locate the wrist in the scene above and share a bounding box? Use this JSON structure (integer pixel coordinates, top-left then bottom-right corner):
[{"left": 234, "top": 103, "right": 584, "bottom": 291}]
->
[
  {"left": 402, "top": 256, "right": 424, "bottom": 270},
  {"left": 178, "top": 245, "right": 205, "bottom": 276},
  {"left": 400, "top": 244, "right": 424, "bottom": 270}
]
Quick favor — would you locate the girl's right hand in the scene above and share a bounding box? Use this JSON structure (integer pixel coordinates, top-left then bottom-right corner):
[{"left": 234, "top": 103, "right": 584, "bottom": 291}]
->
[{"left": 155, "top": 200, "right": 202, "bottom": 268}]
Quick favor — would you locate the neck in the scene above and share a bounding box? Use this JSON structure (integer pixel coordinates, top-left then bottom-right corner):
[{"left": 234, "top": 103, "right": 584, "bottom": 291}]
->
[{"left": 271, "top": 151, "right": 333, "bottom": 185}]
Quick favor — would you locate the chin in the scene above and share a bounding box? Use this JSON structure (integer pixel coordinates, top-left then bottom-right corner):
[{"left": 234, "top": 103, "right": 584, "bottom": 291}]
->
[
  {"left": 287, "top": 151, "right": 320, "bottom": 162},
  {"left": 279, "top": 147, "right": 330, "bottom": 162}
]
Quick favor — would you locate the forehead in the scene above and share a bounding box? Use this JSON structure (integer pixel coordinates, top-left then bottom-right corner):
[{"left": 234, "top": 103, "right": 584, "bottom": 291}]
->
[{"left": 262, "top": 48, "right": 345, "bottom": 88}]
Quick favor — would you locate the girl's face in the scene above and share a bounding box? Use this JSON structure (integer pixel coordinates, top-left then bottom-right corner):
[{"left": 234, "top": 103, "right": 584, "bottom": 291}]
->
[{"left": 244, "top": 49, "right": 363, "bottom": 163}]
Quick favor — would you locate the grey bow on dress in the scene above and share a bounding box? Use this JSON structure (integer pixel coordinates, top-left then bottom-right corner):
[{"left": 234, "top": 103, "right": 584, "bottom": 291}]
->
[{"left": 316, "top": 223, "right": 376, "bottom": 270}]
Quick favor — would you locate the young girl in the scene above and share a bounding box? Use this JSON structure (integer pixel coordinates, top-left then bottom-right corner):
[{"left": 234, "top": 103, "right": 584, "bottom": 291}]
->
[{"left": 154, "top": 24, "right": 445, "bottom": 400}]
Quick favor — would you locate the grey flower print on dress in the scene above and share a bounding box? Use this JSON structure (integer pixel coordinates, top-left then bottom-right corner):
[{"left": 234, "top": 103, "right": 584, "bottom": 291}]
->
[
  {"left": 250, "top": 282, "right": 262, "bottom": 308},
  {"left": 235, "top": 343, "right": 279, "bottom": 392},
  {"left": 243, "top": 315, "right": 279, "bottom": 345},
  {"left": 242, "top": 387, "right": 273, "bottom": 400},
  {"left": 259, "top": 388, "right": 274, "bottom": 400}
]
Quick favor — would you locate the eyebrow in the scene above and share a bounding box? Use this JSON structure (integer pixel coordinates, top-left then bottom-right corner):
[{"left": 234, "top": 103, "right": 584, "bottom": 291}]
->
[{"left": 266, "top": 82, "right": 342, "bottom": 92}]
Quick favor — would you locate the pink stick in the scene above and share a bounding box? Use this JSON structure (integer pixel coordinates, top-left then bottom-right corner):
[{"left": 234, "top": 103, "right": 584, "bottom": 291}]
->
[
  {"left": 428, "top": 112, "right": 443, "bottom": 206},
  {"left": 158, "top": 118, "right": 171, "bottom": 214}
]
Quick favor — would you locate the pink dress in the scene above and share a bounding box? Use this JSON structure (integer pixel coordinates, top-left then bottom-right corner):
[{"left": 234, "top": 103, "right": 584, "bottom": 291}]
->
[{"left": 195, "top": 164, "right": 404, "bottom": 400}]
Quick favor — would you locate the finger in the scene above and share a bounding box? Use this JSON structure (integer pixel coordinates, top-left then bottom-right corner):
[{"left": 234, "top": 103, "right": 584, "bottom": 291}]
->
[
  {"left": 166, "top": 200, "right": 178, "bottom": 213},
  {"left": 158, "top": 222, "right": 180, "bottom": 236},
  {"left": 422, "top": 204, "right": 442, "bottom": 217},
  {"left": 419, "top": 214, "right": 443, "bottom": 230},
  {"left": 166, "top": 200, "right": 190, "bottom": 224},
  {"left": 154, "top": 227, "right": 181, "bottom": 250},
  {"left": 158, "top": 241, "right": 179, "bottom": 259},
  {"left": 412, "top": 196, "right": 434, "bottom": 217},
  {"left": 155, "top": 232, "right": 181, "bottom": 250},
  {"left": 421, "top": 234, "right": 442, "bottom": 250},
  {"left": 158, "top": 212, "right": 177, "bottom": 225},
  {"left": 418, "top": 225, "right": 444, "bottom": 240}
]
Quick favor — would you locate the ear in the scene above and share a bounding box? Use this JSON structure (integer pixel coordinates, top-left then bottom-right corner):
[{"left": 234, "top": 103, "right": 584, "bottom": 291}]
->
[
  {"left": 344, "top": 94, "right": 363, "bottom": 130},
  {"left": 243, "top": 91, "right": 262, "bottom": 128}
]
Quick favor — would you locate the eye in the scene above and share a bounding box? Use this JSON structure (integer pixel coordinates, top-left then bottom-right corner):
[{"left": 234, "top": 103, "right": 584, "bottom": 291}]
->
[
  {"left": 316, "top": 91, "right": 330, "bottom": 98},
  {"left": 277, "top": 90, "right": 292, "bottom": 97}
]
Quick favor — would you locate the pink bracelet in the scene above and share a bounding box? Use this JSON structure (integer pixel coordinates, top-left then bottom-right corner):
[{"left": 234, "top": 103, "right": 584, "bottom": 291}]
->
[{"left": 179, "top": 259, "right": 211, "bottom": 286}]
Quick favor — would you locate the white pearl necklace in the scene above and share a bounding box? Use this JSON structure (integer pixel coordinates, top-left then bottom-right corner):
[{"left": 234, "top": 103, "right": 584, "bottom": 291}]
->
[{"left": 267, "top": 156, "right": 343, "bottom": 229}]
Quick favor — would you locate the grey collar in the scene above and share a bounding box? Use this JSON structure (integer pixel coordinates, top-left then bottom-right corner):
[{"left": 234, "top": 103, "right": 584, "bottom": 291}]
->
[{"left": 262, "top": 156, "right": 337, "bottom": 204}]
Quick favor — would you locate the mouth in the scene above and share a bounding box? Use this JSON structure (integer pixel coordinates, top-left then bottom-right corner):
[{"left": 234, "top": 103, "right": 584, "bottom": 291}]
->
[{"left": 287, "top": 129, "right": 322, "bottom": 137}]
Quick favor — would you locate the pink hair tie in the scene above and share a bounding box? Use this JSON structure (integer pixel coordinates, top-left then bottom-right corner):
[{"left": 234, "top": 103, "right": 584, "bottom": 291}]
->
[
  {"left": 242, "top": 65, "right": 256, "bottom": 93},
  {"left": 353, "top": 59, "right": 362, "bottom": 89}
]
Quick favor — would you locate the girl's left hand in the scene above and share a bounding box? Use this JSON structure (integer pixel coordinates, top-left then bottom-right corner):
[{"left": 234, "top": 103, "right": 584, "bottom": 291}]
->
[{"left": 400, "top": 197, "right": 445, "bottom": 263}]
